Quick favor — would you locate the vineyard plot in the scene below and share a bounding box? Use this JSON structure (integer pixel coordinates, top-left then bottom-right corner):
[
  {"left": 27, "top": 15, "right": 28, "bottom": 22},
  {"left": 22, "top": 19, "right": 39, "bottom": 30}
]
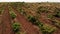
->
[{"left": 0, "top": 2, "right": 60, "bottom": 34}]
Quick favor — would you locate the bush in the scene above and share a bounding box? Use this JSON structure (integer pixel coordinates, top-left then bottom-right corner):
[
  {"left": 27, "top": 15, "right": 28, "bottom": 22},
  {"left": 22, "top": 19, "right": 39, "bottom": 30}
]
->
[
  {"left": 27, "top": 15, "right": 43, "bottom": 26},
  {"left": 0, "top": 7, "right": 4, "bottom": 14},
  {"left": 38, "top": 21, "right": 56, "bottom": 34},
  {"left": 54, "top": 7, "right": 60, "bottom": 18},
  {"left": 27, "top": 15, "right": 36, "bottom": 23},
  {"left": 10, "top": 11, "right": 16, "bottom": 19},
  {"left": 47, "top": 14, "right": 53, "bottom": 19},
  {"left": 37, "top": 6, "right": 49, "bottom": 14},
  {"left": 51, "top": 20, "right": 60, "bottom": 28},
  {"left": 54, "top": 7, "right": 60, "bottom": 12},
  {"left": 17, "top": 2, "right": 25, "bottom": 7},
  {"left": 40, "top": 24, "right": 56, "bottom": 34},
  {"left": 35, "top": 20, "right": 43, "bottom": 26},
  {"left": 18, "top": 8, "right": 26, "bottom": 16},
  {"left": 12, "top": 22, "right": 20, "bottom": 32},
  {"left": 0, "top": 10, "right": 2, "bottom": 14},
  {"left": 55, "top": 22, "right": 60, "bottom": 28},
  {"left": 54, "top": 12, "right": 60, "bottom": 18},
  {"left": 11, "top": 3, "right": 18, "bottom": 8}
]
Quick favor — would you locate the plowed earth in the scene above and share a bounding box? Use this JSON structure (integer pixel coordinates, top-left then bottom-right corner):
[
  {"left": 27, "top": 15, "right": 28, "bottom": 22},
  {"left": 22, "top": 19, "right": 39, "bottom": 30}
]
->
[
  {"left": 0, "top": 3, "right": 60, "bottom": 34},
  {"left": 1, "top": 5, "right": 14, "bottom": 34},
  {"left": 12, "top": 7, "right": 41, "bottom": 34}
]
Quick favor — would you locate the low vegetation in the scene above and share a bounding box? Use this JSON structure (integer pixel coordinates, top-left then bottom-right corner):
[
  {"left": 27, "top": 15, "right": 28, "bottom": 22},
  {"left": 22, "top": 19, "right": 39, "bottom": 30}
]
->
[
  {"left": 12, "top": 22, "right": 20, "bottom": 32},
  {"left": 10, "top": 11, "right": 16, "bottom": 19},
  {"left": 54, "top": 12, "right": 60, "bottom": 18},
  {"left": 0, "top": 7, "right": 4, "bottom": 14},
  {"left": 27, "top": 15, "right": 56, "bottom": 34},
  {"left": 27, "top": 15, "right": 36, "bottom": 23},
  {"left": 34, "top": 20, "right": 57, "bottom": 34},
  {"left": 8, "top": 3, "right": 60, "bottom": 34},
  {"left": 0, "top": 10, "right": 2, "bottom": 14},
  {"left": 47, "top": 14, "right": 54, "bottom": 19},
  {"left": 54, "top": 7, "right": 60, "bottom": 18},
  {"left": 40, "top": 24, "right": 56, "bottom": 34},
  {"left": 51, "top": 19, "right": 60, "bottom": 28},
  {"left": 18, "top": 8, "right": 26, "bottom": 15},
  {"left": 37, "top": 6, "right": 49, "bottom": 14}
]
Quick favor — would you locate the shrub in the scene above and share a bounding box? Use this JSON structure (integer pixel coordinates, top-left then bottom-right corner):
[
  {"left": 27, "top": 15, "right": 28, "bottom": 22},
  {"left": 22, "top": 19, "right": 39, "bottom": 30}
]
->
[
  {"left": 18, "top": 8, "right": 26, "bottom": 16},
  {"left": 12, "top": 22, "right": 20, "bottom": 32},
  {"left": 27, "top": 15, "right": 36, "bottom": 23},
  {"left": 11, "top": 3, "right": 18, "bottom": 8},
  {"left": 55, "top": 22, "right": 60, "bottom": 28},
  {"left": 51, "top": 20, "right": 60, "bottom": 28},
  {"left": 37, "top": 6, "right": 49, "bottom": 14},
  {"left": 54, "top": 7, "right": 60, "bottom": 12},
  {"left": 34, "top": 20, "right": 56, "bottom": 34},
  {"left": 35, "top": 20, "right": 43, "bottom": 26},
  {"left": 10, "top": 11, "right": 16, "bottom": 19},
  {"left": 0, "top": 7, "right": 4, "bottom": 14},
  {"left": 54, "top": 7, "right": 60, "bottom": 18},
  {"left": 40, "top": 24, "right": 56, "bottom": 34},
  {"left": 27, "top": 15, "right": 43, "bottom": 26},
  {"left": 54, "top": 12, "right": 60, "bottom": 18},
  {"left": 47, "top": 14, "right": 53, "bottom": 19},
  {"left": 0, "top": 10, "right": 2, "bottom": 14}
]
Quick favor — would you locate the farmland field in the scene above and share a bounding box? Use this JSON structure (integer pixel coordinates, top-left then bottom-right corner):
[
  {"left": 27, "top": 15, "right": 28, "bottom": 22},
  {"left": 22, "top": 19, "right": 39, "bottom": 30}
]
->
[{"left": 0, "top": 2, "right": 60, "bottom": 34}]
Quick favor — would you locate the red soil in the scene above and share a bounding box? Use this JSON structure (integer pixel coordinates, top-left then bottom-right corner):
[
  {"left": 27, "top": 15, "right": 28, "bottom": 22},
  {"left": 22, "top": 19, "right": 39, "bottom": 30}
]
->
[
  {"left": 0, "top": 5, "right": 5, "bottom": 34},
  {"left": 0, "top": 4, "right": 59, "bottom": 34},
  {"left": 12, "top": 7, "right": 41, "bottom": 34},
  {"left": 20, "top": 6, "right": 60, "bottom": 34},
  {"left": 0, "top": 15, "right": 3, "bottom": 34},
  {"left": 2, "top": 5, "right": 14, "bottom": 34}
]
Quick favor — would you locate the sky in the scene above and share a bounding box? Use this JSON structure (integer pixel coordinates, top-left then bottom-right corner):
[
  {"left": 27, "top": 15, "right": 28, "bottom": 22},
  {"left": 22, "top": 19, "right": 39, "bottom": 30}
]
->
[{"left": 0, "top": 0, "right": 60, "bottom": 2}]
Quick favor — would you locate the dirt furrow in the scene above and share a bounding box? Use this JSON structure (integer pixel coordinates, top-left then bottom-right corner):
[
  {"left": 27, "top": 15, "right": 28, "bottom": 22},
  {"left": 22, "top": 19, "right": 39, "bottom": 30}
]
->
[
  {"left": 0, "top": 5, "right": 5, "bottom": 34},
  {"left": 20, "top": 6, "right": 59, "bottom": 34},
  {"left": 11, "top": 6, "right": 41, "bottom": 34},
  {"left": 2, "top": 5, "right": 14, "bottom": 34},
  {"left": 22, "top": 5, "right": 60, "bottom": 34},
  {"left": 0, "top": 15, "right": 3, "bottom": 34}
]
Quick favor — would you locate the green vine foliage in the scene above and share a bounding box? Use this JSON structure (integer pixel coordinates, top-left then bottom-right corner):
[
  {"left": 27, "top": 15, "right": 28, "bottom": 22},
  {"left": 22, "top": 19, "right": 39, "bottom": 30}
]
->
[
  {"left": 40, "top": 24, "right": 56, "bottom": 34},
  {"left": 37, "top": 6, "right": 49, "bottom": 14},
  {"left": 12, "top": 22, "right": 20, "bottom": 32},
  {"left": 54, "top": 7, "right": 60, "bottom": 18},
  {"left": 10, "top": 11, "right": 16, "bottom": 19}
]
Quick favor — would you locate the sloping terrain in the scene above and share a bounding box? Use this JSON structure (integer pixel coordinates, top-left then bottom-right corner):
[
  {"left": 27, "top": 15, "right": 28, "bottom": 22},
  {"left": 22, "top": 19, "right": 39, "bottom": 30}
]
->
[{"left": 0, "top": 2, "right": 60, "bottom": 34}]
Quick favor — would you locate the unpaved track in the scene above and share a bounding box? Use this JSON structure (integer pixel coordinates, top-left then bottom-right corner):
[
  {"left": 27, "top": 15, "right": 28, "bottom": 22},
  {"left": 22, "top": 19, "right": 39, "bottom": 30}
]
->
[
  {"left": 11, "top": 6, "right": 41, "bottom": 34},
  {"left": 2, "top": 5, "right": 14, "bottom": 34}
]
